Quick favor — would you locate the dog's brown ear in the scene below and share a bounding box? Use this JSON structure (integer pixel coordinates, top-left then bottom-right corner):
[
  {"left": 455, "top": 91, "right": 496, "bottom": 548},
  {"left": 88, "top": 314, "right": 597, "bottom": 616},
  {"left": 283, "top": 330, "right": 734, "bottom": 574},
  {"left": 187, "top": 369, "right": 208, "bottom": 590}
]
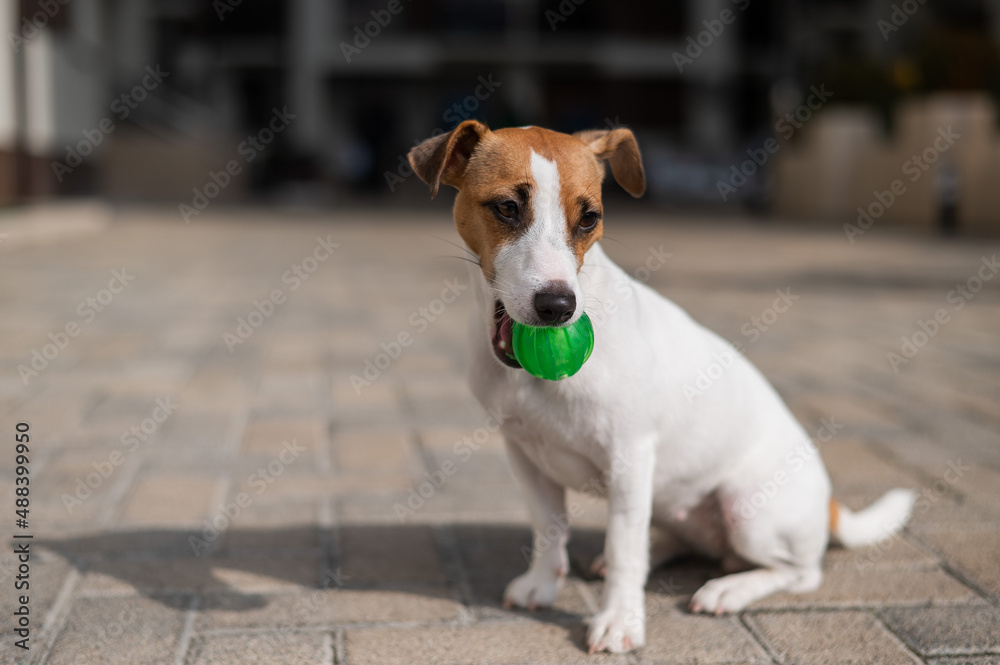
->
[
  {"left": 573, "top": 128, "right": 646, "bottom": 198},
  {"left": 408, "top": 120, "right": 488, "bottom": 197}
]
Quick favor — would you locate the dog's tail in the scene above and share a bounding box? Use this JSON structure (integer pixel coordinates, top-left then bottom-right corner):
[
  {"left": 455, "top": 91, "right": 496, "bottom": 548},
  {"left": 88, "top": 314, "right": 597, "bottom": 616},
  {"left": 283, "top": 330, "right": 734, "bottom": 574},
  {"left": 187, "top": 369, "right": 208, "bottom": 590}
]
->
[{"left": 828, "top": 489, "right": 916, "bottom": 549}]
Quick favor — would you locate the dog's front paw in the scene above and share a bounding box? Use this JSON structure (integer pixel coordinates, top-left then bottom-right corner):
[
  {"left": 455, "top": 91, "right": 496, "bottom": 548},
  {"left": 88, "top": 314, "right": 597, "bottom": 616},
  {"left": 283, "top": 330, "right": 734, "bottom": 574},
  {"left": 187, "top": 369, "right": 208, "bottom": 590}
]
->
[
  {"left": 587, "top": 605, "right": 645, "bottom": 654},
  {"left": 502, "top": 568, "right": 564, "bottom": 610}
]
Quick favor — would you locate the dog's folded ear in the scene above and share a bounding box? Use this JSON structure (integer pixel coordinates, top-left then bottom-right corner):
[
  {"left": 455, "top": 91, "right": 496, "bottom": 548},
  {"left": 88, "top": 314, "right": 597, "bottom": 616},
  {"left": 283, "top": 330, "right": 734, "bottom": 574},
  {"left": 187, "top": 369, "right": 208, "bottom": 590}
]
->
[
  {"left": 573, "top": 128, "right": 646, "bottom": 198},
  {"left": 408, "top": 120, "right": 488, "bottom": 197}
]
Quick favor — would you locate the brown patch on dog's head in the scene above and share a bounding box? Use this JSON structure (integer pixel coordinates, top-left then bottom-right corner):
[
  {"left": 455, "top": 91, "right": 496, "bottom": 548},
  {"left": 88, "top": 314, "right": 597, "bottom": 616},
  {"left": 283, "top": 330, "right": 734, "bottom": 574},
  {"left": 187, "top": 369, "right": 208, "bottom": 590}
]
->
[{"left": 408, "top": 122, "right": 645, "bottom": 280}]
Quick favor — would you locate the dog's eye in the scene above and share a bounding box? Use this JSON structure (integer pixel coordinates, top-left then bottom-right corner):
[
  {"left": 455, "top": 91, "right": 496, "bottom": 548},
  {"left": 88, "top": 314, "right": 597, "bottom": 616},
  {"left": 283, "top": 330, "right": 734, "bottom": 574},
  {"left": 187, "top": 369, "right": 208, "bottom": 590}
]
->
[
  {"left": 579, "top": 211, "right": 601, "bottom": 231},
  {"left": 493, "top": 201, "right": 519, "bottom": 223}
]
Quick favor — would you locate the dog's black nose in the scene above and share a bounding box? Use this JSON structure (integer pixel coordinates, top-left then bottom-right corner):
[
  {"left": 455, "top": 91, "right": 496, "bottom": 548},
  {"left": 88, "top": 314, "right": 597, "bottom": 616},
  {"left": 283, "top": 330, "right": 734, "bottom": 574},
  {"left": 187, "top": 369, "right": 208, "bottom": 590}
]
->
[{"left": 534, "top": 290, "right": 576, "bottom": 324}]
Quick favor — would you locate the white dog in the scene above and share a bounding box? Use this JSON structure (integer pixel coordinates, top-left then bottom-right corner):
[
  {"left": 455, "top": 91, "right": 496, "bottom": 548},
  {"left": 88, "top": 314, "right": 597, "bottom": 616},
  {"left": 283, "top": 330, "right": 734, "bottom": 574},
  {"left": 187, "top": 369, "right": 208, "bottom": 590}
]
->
[{"left": 409, "top": 122, "right": 915, "bottom": 654}]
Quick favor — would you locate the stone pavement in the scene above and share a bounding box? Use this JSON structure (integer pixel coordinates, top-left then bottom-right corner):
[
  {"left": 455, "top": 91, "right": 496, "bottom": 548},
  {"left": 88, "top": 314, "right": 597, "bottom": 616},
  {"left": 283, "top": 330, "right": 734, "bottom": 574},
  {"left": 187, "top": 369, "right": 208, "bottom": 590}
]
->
[{"left": 0, "top": 204, "right": 998, "bottom": 664}]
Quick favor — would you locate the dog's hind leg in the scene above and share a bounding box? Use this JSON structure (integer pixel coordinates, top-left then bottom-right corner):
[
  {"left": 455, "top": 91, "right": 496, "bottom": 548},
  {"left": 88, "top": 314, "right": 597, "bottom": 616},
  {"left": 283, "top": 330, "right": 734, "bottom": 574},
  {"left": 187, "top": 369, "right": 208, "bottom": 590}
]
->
[
  {"left": 689, "top": 461, "right": 829, "bottom": 615},
  {"left": 689, "top": 508, "right": 825, "bottom": 616},
  {"left": 690, "top": 565, "right": 822, "bottom": 615}
]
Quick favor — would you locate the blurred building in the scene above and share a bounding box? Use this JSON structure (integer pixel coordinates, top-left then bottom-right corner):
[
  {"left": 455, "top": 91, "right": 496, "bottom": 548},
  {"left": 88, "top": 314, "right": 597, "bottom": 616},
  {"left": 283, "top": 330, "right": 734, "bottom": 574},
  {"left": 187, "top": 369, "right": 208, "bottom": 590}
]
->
[{"left": 1, "top": 0, "right": 999, "bottom": 232}]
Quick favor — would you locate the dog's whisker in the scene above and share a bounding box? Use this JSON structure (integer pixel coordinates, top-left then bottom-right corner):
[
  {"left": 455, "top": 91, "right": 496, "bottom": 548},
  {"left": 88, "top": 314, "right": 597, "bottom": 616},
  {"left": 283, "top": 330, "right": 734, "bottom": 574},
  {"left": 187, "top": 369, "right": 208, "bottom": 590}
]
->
[
  {"left": 600, "top": 234, "right": 631, "bottom": 250},
  {"left": 430, "top": 235, "right": 480, "bottom": 262},
  {"left": 435, "top": 255, "right": 482, "bottom": 267},
  {"left": 581, "top": 279, "right": 631, "bottom": 289}
]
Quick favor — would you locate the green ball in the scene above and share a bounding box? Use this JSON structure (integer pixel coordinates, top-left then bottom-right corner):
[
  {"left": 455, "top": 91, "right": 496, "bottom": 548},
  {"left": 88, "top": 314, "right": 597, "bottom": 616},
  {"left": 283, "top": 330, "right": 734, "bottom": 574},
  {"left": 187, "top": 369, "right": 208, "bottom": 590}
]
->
[{"left": 511, "top": 313, "right": 595, "bottom": 381}]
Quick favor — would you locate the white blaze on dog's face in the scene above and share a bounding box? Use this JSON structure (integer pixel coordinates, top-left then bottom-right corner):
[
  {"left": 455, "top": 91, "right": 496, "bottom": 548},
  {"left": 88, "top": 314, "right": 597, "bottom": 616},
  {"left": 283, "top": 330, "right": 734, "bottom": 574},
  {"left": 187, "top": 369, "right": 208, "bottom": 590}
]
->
[
  {"left": 409, "top": 122, "right": 645, "bottom": 368},
  {"left": 492, "top": 150, "right": 581, "bottom": 327}
]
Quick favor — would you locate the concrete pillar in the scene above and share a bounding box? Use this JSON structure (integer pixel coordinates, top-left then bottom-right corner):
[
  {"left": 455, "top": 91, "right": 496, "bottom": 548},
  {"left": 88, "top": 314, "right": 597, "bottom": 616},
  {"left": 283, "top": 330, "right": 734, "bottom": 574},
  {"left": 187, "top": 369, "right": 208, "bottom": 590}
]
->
[
  {"left": 683, "top": 0, "right": 737, "bottom": 153},
  {"left": 289, "top": 0, "right": 338, "bottom": 166},
  {"left": 0, "top": 2, "right": 19, "bottom": 202}
]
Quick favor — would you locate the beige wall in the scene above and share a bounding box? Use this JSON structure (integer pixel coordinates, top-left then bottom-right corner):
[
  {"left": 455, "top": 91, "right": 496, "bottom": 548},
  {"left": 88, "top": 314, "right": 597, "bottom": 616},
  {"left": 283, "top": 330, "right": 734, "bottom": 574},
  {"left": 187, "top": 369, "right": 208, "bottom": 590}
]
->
[
  {"left": 773, "top": 94, "right": 1000, "bottom": 235},
  {"left": 100, "top": 131, "right": 248, "bottom": 202}
]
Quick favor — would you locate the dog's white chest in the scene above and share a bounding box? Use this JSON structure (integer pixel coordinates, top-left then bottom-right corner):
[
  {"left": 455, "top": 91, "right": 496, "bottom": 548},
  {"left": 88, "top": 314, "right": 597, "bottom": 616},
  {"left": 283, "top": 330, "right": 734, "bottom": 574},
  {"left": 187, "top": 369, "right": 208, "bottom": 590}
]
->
[{"left": 488, "top": 380, "right": 607, "bottom": 493}]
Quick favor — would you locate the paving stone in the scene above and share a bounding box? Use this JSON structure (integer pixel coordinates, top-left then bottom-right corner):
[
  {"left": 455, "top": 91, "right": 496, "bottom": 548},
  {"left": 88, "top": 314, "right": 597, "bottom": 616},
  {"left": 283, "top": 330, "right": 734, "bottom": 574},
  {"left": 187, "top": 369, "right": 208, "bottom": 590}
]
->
[
  {"left": 332, "top": 427, "right": 415, "bottom": 475},
  {"left": 178, "top": 371, "right": 253, "bottom": 410},
  {"left": 4, "top": 211, "right": 1000, "bottom": 665},
  {"left": 914, "top": 525, "right": 1000, "bottom": 597},
  {"left": 821, "top": 440, "right": 921, "bottom": 496},
  {"left": 218, "top": 518, "right": 321, "bottom": 553},
  {"left": 747, "top": 610, "right": 921, "bottom": 664},
  {"left": 70, "top": 414, "right": 153, "bottom": 447},
  {"left": 0, "top": 633, "right": 30, "bottom": 665},
  {"left": 253, "top": 371, "right": 327, "bottom": 411},
  {"left": 880, "top": 605, "right": 1000, "bottom": 656},
  {"left": 799, "top": 391, "right": 903, "bottom": 431},
  {"left": 208, "top": 553, "right": 323, "bottom": 592},
  {"left": 391, "top": 352, "right": 456, "bottom": 374},
  {"left": 78, "top": 553, "right": 320, "bottom": 594},
  {"left": 197, "top": 586, "right": 462, "bottom": 629},
  {"left": 120, "top": 473, "right": 218, "bottom": 527},
  {"left": 226, "top": 468, "right": 334, "bottom": 506},
  {"left": 641, "top": 609, "right": 771, "bottom": 664},
  {"left": 331, "top": 377, "right": 404, "bottom": 422},
  {"left": 325, "top": 470, "right": 414, "bottom": 495},
  {"left": 939, "top": 465, "right": 1000, "bottom": 513},
  {"left": 823, "top": 534, "right": 938, "bottom": 570},
  {"left": 241, "top": 416, "right": 325, "bottom": 457},
  {"left": 12, "top": 391, "right": 90, "bottom": 436},
  {"left": 260, "top": 335, "right": 330, "bottom": 369},
  {"left": 156, "top": 412, "right": 233, "bottom": 449},
  {"left": 186, "top": 631, "right": 331, "bottom": 665},
  {"left": 338, "top": 524, "right": 448, "bottom": 585},
  {"left": 345, "top": 621, "right": 618, "bottom": 665},
  {"left": 452, "top": 524, "right": 533, "bottom": 579},
  {"left": 419, "top": 425, "right": 506, "bottom": 454},
  {"left": 402, "top": 378, "right": 484, "bottom": 421},
  {"left": 423, "top": 450, "right": 514, "bottom": 485},
  {"left": 751, "top": 562, "right": 980, "bottom": 609},
  {"left": 39, "top": 530, "right": 206, "bottom": 558},
  {"left": 102, "top": 360, "right": 193, "bottom": 396},
  {"left": 470, "top": 576, "right": 594, "bottom": 621},
  {"left": 0, "top": 550, "right": 71, "bottom": 627},
  {"left": 339, "top": 483, "right": 530, "bottom": 526},
  {"left": 45, "top": 595, "right": 189, "bottom": 665}
]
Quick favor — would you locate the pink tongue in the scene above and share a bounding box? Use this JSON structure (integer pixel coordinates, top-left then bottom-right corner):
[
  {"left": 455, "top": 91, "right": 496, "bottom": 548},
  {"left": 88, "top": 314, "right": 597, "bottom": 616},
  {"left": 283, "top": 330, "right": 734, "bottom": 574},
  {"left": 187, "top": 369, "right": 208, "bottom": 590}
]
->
[{"left": 498, "top": 315, "right": 514, "bottom": 357}]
